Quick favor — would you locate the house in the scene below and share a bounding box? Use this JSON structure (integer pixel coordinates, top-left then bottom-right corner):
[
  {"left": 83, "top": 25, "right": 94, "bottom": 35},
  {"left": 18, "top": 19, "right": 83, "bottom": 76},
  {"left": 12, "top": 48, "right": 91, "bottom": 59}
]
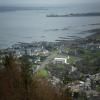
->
[
  {"left": 84, "top": 78, "right": 91, "bottom": 90},
  {"left": 14, "top": 49, "right": 22, "bottom": 58},
  {"left": 42, "top": 49, "right": 49, "bottom": 55},
  {"left": 25, "top": 48, "right": 33, "bottom": 56},
  {"left": 67, "top": 81, "right": 85, "bottom": 92},
  {"left": 53, "top": 57, "right": 68, "bottom": 64},
  {"left": 71, "top": 66, "right": 77, "bottom": 73}
]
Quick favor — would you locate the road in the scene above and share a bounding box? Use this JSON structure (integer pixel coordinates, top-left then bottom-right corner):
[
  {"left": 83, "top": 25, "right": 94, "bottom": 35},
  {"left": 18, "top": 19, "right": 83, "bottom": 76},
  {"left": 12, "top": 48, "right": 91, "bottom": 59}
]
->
[{"left": 39, "top": 51, "right": 58, "bottom": 70}]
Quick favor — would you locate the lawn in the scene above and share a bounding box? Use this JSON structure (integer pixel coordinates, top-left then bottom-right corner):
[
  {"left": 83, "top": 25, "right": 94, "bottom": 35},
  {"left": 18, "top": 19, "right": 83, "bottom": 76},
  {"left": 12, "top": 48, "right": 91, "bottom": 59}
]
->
[
  {"left": 36, "top": 69, "right": 49, "bottom": 78},
  {"left": 67, "top": 56, "right": 80, "bottom": 64}
]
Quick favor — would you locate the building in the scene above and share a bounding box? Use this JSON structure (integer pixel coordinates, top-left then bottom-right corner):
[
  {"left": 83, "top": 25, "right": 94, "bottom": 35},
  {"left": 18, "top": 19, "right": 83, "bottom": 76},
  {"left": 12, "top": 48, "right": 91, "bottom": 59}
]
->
[
  {"left": 67, "top": 81, "right": 85, "bottom": 92},
  {"left": 84, "top": 78, "right": 91, "bottom": 90},
  {"left": 26, "top": 48, "right": 33, "bottom": 56},
  {"left": 15, "top": 49, "right": 22, "bottom": 58},
  {"left": 71, "top": 66, "right": 77, "bottom": 73},
  {"left": 53, "top": 57, "right": 68, "bottom": 64}
]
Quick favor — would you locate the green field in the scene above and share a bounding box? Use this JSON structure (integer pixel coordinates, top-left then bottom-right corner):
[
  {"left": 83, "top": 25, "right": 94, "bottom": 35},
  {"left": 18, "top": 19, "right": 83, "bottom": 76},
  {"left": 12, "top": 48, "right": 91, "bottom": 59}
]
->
[{"left": 36, "top": 69, "right": 49, "bottom": 78}]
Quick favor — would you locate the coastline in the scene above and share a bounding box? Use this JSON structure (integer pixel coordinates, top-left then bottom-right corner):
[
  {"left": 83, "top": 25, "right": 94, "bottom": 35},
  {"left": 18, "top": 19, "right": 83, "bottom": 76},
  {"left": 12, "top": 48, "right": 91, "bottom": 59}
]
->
[
  {"left": 86, "top": 29, "right": 100, "bottom": 39},
  {"left": 55, "top": 28, "right": 100, "bottom": 43},
  {"left": 0, "top": 28, "right": 100, "bottom": 50}
]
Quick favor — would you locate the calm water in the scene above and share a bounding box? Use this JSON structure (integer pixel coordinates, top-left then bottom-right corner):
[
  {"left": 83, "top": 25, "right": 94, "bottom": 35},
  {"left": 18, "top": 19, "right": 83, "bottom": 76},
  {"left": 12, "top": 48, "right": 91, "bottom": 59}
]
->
[{"left": 0, "top": 3, "right": 100, "bottom": 48}]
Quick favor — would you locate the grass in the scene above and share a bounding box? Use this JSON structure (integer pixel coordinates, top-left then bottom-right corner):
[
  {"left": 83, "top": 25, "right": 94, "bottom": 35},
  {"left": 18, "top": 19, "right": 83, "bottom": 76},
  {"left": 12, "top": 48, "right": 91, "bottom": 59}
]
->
[
  {"left": 52, "top": 64, "right": 65, "bottom": 69},
  {"left": 36, "top": 69, "right": 48, "bottom": 78},
  {"left": 67, "top": 56, "right": 79, "bottom": 64}
]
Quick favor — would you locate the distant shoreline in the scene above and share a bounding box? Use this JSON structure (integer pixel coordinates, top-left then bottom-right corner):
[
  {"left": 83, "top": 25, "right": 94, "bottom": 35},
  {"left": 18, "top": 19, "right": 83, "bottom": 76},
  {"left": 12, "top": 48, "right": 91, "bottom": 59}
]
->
[
  {"left": 0, "top": 6, "right": 48, "bottom": 12},
  {"left": 46, "top": 12, "right": 100, "bottom": 17}
]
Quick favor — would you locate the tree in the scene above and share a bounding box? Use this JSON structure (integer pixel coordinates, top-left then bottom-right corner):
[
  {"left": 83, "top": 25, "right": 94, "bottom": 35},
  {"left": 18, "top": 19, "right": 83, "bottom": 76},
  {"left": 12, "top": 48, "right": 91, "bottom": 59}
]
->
[
  {"left": 0, "top": 55, "right": 22, "bottom": 100},
  {"left": 0, "top": 55, "right": 72, "bottom": 100},
  {"left": 20, "top": 56, "right": 33, "bottom": 100}
]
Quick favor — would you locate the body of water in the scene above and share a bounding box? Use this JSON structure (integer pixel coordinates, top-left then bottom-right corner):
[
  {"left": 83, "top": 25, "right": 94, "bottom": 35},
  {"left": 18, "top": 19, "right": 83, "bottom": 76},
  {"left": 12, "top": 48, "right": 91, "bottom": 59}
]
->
[{"left": 0, "top": 3, "right": 100, "bottom": 48}]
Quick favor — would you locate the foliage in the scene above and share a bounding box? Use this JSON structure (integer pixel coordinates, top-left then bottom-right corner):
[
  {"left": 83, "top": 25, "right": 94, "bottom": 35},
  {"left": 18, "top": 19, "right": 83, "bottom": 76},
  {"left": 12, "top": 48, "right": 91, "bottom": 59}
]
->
[
  {"left": 76, "top": 49, "right": 100, "bottom": 74},
  {"left": 0, "top": 55, "right": 72, "bottom": 100},
  {"left": 96, "top": 85, "right": 100, "bottom": 92},
  {"left": 67, "top": 56, "right": 78, "bottom": 64}
]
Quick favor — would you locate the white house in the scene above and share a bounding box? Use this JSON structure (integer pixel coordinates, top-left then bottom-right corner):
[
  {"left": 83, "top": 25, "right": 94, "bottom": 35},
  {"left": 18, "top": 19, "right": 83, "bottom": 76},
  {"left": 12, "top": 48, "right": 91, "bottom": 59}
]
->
[
  {"left": 26, "top": 48, "right": 32, "bottom": 56},
  {"left": 15, "top": 49, "right": 22, "bottom": 58},
  {"left": 71, "top": 66, "right": 77, "bottom": 72},
  {"left": 53, "top": 57, "right": 68, "bottom": 64},
  {"left": 42, "top": 49, "right": 49, "bottom": 55}
]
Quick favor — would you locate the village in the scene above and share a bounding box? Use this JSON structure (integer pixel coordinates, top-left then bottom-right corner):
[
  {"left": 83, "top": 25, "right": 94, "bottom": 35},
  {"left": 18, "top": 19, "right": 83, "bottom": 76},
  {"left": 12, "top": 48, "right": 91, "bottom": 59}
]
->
[{"left": 0, "top": 33, "right": 100, "bottom": 100}]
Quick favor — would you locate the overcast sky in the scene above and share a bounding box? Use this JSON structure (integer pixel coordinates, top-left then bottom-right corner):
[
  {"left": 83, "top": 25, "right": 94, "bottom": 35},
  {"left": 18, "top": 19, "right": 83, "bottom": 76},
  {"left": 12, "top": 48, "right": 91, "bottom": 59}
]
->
[{"left": 0, "top": 0, "right": 100, "bottom": 6}]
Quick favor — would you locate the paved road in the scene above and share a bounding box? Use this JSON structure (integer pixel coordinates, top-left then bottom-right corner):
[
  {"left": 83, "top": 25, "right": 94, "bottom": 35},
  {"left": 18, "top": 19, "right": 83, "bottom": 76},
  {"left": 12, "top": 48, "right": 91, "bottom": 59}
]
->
[{"left": 39, "top": 51, "right": 58, "bottom": 70}]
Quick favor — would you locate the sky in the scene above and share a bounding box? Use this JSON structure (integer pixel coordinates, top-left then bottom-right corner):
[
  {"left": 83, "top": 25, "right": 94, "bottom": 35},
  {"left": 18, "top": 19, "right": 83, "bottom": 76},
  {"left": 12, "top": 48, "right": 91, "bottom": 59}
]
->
[{"left": 0, "top": 0, "right": 100, "bottom": 6}]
